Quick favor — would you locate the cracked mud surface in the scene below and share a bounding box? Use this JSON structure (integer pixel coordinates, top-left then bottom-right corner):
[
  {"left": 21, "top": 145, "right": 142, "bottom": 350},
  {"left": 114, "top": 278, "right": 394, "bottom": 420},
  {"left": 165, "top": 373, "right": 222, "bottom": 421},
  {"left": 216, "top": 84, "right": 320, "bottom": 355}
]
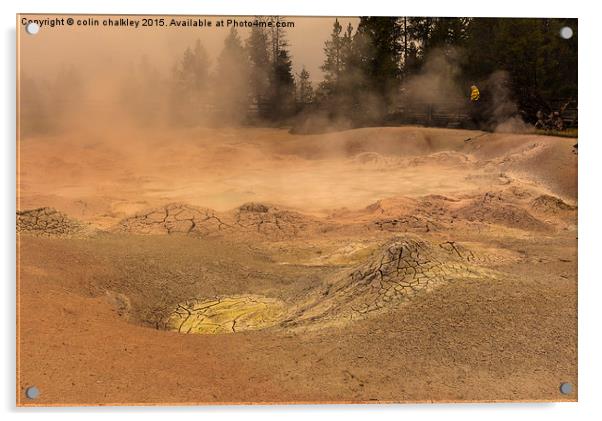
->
[
  {"left": 114, "top": 202, "right": 323, "bottom": 240},
  {"left": 18, "top": 127, "right": 577, "bottom": 404},
  {"left": 166, "top": 296, "right": 285, "bottom": 334},
  {"left": 17, "top": 207, "right": 91, "bottom": 237},
  {"left": 284, "top": 238, "right": 488, "bottom": 329},
  {"left": 116, "top": 203, "right": 231, "bottom": 236}
]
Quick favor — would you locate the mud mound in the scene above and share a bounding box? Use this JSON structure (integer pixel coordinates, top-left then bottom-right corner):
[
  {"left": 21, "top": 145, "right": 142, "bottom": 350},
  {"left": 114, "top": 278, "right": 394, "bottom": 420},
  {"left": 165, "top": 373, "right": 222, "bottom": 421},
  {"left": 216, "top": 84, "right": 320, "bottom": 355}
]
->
[
  {"left": 531, "top": 194, "right": 576, "bottom": 214},
  {"left": 471, "top": 134, "right": 577, "bottom": 199},
  {"left": 234, "top": 202, "right": 319, "bottom": 239},
  {"left": 329, "top": 190, "right": 554, "bottom": 234},
  {"left": 364, "top": 196, "right": 455, "bottom": 233},
  {"left": 114, "top": 202, "right": 321, "bottom": 239},
  {"left": 333, "top": 197, "right": 438, "bottom": 233},
  {"left": 284, "top": 237, "right": 486, "bottom": 328},
  {"left": 115, "top": 203, "right": 232, "bottom": 236},
  {"left": 454, "top": 193, "right": 549, "bottom": 231},
  {"left": 353, "top": 197, "right": 418, "bottom": 218},
  {"left": 165, "top": 295, "right": 285, "bottom": 334},
  {"left": 157, "top": 237, "right": 487, "bottom": 334},
  {"left": 17, "top": 207, "right": 90, "bottom": 237}
]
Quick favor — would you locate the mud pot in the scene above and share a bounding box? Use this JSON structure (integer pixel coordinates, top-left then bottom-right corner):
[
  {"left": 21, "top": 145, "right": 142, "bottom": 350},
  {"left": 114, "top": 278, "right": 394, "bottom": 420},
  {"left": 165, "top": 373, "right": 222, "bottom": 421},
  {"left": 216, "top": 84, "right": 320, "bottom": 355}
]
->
[{"left": 18, "top": 126, "right": 577, "bottom": 404}]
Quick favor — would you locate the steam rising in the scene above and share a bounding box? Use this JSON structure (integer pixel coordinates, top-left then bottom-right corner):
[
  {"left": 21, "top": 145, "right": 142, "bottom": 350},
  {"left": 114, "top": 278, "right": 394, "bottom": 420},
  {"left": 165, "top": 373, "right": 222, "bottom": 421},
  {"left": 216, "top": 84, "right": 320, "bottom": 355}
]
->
[
  {"left": 19, "top": 16, "right": 540, "bottom": 138},
  {"left": 402, "top": 48, "right": 464, "bottom": 106}
]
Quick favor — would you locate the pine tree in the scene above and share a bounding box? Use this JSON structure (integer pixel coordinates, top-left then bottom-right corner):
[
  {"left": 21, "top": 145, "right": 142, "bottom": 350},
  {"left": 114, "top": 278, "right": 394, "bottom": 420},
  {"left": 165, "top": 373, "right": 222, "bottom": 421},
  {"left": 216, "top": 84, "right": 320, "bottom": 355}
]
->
[
  {"left": 320, "top": 19, "right": 344, "bottom": 95},
  {"left": 214, "top": 28, "right": 251, "bottom": 124},
  {"left": 401, "top": 17, "right": 409, "bottom": 76},
  {"left": 296, "top": 67, "right": 314, "bottom": 106},
  {"left": 268, "top": 16, "right": 289, "bottom": 62},
  {"left": 355, "top": 17, "right": 403, "bottom": 116},
  {"left": 461, "top": 18, "right": 577, "bottom": 120},
  {"left": 341, "top": 23, "right": 355, "bottom": 67},
  {"left": 246, "top": 22, "right": 271, "bottom": 110},
  {"left": 268, "top": 49, "right": 295, "bottom": 119},
  {"left": 407, "top": 17, "right": 434, "bottom": 58},
  {"left": 263, "top": 17, "right": 296, "bottom": 120},
  {"left": 191, "top": 39, "right": 210, "bottom": 91},
  {"left": 317, "top": 20, "right": 359, "bottom": 116},
  {"left": 170, "top": 40, "right": 210, "bottom": 125},
  {"left": 428, "top": 18, "right": 470, "bottom": 53}
]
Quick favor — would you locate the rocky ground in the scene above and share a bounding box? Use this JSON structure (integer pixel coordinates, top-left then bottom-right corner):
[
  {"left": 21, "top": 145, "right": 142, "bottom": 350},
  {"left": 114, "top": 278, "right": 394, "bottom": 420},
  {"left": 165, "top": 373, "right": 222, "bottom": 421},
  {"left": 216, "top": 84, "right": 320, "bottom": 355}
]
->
[{"left": 17, "top": 127, "right": 577, "bottom": 405}]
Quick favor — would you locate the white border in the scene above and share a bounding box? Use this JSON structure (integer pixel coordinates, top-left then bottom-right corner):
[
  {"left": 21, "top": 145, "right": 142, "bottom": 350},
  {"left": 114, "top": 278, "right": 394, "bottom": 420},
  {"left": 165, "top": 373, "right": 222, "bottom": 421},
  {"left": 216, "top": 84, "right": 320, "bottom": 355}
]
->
[{"left": 2, "top": 1, "right": 600, "bottom": 420}]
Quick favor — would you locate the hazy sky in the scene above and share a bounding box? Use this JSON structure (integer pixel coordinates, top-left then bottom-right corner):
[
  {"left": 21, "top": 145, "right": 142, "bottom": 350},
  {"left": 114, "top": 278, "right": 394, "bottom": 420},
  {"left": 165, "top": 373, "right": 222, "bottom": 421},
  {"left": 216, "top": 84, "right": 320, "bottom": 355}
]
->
[{"left": 19, "top": 15, "right": 359, "bottom": 83}]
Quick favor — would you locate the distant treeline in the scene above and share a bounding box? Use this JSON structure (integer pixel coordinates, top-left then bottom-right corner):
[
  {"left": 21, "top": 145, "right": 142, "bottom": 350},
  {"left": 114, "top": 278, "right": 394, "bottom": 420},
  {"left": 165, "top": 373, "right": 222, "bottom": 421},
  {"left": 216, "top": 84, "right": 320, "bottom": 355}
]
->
[
  {"left": 20, "top": 17, "right": 577, "bottom": 135},
  {"left": 312, "top": 17, "right": 577, "bottom": 129}
]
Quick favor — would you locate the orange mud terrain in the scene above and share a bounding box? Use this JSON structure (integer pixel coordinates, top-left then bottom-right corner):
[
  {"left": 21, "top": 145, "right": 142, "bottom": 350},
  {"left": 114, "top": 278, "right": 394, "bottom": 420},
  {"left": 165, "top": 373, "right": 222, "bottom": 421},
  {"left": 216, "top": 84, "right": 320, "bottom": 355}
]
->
[{"left": 16, "top": 126, "right": 577, "bottom": 405}]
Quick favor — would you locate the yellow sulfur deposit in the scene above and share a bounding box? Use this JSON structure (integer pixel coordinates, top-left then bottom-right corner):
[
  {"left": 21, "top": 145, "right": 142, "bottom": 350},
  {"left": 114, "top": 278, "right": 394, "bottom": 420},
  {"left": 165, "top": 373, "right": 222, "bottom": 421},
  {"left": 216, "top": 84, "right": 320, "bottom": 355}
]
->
[{"left": 167, "top": 295, "right": 285, "bottom": 334}]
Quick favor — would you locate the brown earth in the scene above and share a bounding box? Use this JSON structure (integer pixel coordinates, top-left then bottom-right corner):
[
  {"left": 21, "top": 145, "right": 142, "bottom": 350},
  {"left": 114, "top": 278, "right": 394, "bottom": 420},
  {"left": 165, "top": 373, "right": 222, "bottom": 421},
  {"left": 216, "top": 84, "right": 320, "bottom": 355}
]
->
[{"left": 17, "top": 126, "right": 577, "bottom": 405}]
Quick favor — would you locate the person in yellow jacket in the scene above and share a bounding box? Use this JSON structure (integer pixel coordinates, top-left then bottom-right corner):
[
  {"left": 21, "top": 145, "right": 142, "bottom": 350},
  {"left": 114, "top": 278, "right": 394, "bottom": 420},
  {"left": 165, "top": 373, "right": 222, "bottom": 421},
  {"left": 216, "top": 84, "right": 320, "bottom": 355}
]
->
[
  {"left": 470, "top": 84, "right": 480, "bottom": 101},
  {"left": 468, "top": 83, "right": 481, "bottom": 128}
]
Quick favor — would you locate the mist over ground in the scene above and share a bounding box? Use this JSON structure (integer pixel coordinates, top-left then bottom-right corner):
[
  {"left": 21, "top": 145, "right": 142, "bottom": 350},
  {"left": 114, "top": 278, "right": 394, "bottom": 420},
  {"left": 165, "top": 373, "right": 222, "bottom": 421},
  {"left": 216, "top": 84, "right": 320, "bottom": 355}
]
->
[{"left": 19, "top": 16, "right": 577, "bottom": 137}]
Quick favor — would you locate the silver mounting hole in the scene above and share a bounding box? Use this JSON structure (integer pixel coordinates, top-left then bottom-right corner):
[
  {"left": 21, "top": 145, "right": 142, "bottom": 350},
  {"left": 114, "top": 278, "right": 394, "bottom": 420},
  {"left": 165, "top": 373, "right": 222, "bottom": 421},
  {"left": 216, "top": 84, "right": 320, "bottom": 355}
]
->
[
  {"left": 559, "top": 382, "right": 573, "bottom": 395},
  {"left": 559, "top": 26, "right": 573, "bottom": 40},
  {"left": 25, "top": 22, "right": 40, "bottom": 35},
  {"left": 25, "top": 386, "right": 40, "bottom": 399}
]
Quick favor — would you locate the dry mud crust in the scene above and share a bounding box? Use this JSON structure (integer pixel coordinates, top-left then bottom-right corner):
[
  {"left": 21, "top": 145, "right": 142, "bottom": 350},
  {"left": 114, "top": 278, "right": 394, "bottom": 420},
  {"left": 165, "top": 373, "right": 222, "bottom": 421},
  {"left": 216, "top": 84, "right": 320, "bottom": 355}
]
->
[
  {"left": 16, "top": 207, "right": 90, "bottom": 237},
  {"left": 531, "top": 194, "right": 577, "bottom": 215},
  {"left": 166, "top": 295, "right": 285, "bottom": 334},
  {"left": 371, "top": 202, "right": 444, "bottom": 234},
  {"left": 114, "top": 202, "right": 325, "bottom": 240},
  {"left": 114, "top": 203, "right": 232, "bottom": 236},
  {"left": 330, "top": 197, "right": 444, "bottom": 234},
  {"left": 284, "top": 237, "right": 488, "bottom": 328},
  {"left": 355, "top": 190, "right": 557, "bottom": 234},
  {"left": 232, "top": 202, "right": 325, "bottom": 239},
  {"left": 452, "top": 192, "right": 551, "bottom": 232}
]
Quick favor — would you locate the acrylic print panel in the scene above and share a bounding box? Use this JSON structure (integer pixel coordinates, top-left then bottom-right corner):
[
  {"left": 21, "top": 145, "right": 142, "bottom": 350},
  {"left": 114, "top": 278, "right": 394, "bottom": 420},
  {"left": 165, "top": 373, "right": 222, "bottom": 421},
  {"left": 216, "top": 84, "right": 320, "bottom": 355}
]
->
[{"left": 16, "top": 14, "right": 578, "bottom": 405}]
